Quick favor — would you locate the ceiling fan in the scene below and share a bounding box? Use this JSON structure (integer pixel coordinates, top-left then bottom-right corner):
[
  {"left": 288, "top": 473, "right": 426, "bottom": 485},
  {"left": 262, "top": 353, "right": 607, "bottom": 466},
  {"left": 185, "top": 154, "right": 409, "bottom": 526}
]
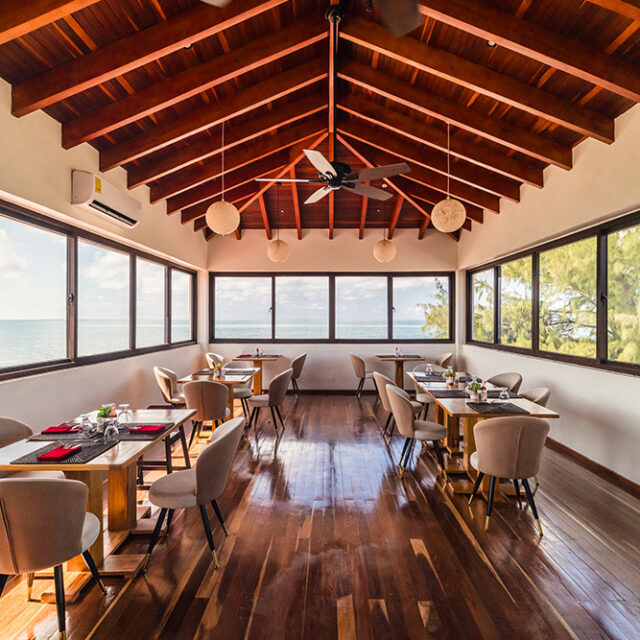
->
[{"left": 255, "top": 149, "right": 410, "bottom": 205}]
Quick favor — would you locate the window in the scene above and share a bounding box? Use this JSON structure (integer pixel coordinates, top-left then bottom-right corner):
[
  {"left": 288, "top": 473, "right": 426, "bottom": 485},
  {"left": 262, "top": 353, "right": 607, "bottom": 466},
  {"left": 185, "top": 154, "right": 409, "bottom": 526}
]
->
[
  {"left": 0, "top": 215, "right": 67, "bottom": 368},
  {"left": 335, "top": 276, "right": 387, "bottom": 339},
  {"left": 214, "top": 276, "right": 271, "bottom": 339},
  {"left": 471, "top": 269, "right": 495, "bottom": 343},
  {"left": 136, "top": 258, "right": 166, "bottom": 348},
  {"left": 275, "top": 276, "right": 329, "bottom": 339},
  {"left": 500, "top": 256, "right": 532, "bottom": 348},
  {"left": 78, "top": 241, "right": 130, "bottom": 356},
  {"left": 393, "top": 276, "right": 451, "bottom": 340},
  {"left": 171, "top": 269, "right": 192, "bottom": 343}
]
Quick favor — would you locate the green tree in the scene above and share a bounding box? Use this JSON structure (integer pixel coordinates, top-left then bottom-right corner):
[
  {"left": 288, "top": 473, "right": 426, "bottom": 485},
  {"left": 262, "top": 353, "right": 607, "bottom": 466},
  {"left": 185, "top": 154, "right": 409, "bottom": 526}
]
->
[
  {"left": 418, "top": 277, "right": 450, "bottom": 338},
  {"left": 500, "top": 256, "right": 532, "bottom": 348}
]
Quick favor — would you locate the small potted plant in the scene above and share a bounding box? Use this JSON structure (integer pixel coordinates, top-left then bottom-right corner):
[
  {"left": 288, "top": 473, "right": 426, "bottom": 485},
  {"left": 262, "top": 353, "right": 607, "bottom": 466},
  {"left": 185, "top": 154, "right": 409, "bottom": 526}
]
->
[
  {"left": 468, "top": 380, "right": 486, "bottom": 402},
  {"left": 214, "top": 363, "right": 222, "bottom": 379},
  {"left": 96, "top": 405, "right": 113, "bottom": 432},
  {"left": 444, "top": 368, "right": 456, "bottom": 387}
]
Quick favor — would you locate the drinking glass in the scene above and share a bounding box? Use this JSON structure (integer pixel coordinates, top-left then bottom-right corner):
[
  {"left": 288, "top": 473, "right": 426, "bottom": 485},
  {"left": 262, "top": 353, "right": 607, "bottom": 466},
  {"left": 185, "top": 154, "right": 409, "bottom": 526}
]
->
[
  {"left": 426, "top": 363, "right": 433, "bottom": 375},
  {"left": 118, "top": 404, "right": 131, "bottom": 427},
  {"left": 103, "top": 420, "right": 119, "bottom": 443},
  {"left": 80, "top": 414, "right": 95, "bottom": 436},
  {"left": 499, "top": 387, "right": 510, "bottom": 400}
]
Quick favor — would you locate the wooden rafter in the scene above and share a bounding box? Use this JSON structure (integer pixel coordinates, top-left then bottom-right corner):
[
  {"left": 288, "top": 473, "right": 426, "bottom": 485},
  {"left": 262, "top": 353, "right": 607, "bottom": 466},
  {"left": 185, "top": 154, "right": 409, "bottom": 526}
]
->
[
  {"left": 289, "top": 161, "right": 303, "bottom": 240},
  {"left": 340, "top": 18, "right": 614, "bottom": 144},
  {"left": 418, "top": 0, "right": 640, "bottom": 104},
  {"left": 258, "top": 194, "right": 273, "bottom": 239},
  {"left": 339, "top": 62, "right": 573, "bottom": 169},
  {"left": 61, "top": 16, "right": 327, "bottom": 148},
  {"left": 585, "top": 0, "right": 640, "bottom": 21},
  {"left": 359, "top": 185, "right": 368, "bottom": 239},
  {"left": 0, "top": 0, "right": 100, "bottom": 46},
  {"left": 418, "top": 215, "right": 430, "bottom": 239},
  {"left": 11, "top": 0, "right": 287, "bottom": 116},
  {"left": 387, "top": 196, "right": 404, "bottom": 239}
]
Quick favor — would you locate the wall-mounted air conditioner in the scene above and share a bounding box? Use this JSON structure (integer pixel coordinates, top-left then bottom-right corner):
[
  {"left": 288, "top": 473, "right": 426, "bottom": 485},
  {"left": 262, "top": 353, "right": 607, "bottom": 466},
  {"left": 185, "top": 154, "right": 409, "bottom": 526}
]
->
[{"left": 71, "top": 170, "right": 141, "bottom": 228}]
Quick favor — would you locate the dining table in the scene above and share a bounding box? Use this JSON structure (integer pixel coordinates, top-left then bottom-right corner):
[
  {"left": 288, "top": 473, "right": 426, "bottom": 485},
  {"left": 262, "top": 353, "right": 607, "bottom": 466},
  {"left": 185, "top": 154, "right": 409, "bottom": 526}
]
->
[
  {"left": 232, "top": 354, "right": 281, "bottom": 394},
  {"left": 377, "top": 354, "right": 424, "bottom": 387}
]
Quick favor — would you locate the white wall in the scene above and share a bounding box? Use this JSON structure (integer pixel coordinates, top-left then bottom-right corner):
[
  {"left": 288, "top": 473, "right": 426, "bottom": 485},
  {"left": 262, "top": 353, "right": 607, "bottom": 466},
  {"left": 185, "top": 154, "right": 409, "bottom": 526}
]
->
[
  {"left": 208, "top": 227, "right": 458, "bottom": 389},
  {"left": 456, "top": 104, "right": 640, "bottom": 485}
]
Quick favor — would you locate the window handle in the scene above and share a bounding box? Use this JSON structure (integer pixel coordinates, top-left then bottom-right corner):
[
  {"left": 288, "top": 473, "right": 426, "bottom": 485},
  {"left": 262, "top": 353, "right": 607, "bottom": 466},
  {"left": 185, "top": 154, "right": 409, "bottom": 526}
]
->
[
  {"left": 67, "top": 293, "right": 75, "bottom": 304},
  {"left": 600, "top": 292, "right": 608, "bottom": 305}
]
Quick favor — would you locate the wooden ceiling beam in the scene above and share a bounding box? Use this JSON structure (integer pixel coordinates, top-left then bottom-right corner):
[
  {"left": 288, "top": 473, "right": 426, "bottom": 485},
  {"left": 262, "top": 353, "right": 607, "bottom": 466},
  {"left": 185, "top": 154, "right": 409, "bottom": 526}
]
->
[
  {"left": 339, "top": 117, "right": 520, "bottom": 201},
  {"left": 341, "top": 17, "right": 613, "bottom": 144},
  {"left": 339, "top": 62, "right": 572, "bottom": 169},
  {"left": 11, "top": 0, "right": 286, "bottom": 116},
  {"left": 258, "top": 194, "right": 272, "bottom": 240},
  {"left": 289, "top": 162, "right": 303, "bottom": 240},
  {"left": 418, "top": 215, "right": 430, "bottom": 239},
  {"left": 358, "top": 184, "right": 368, "bottom": 239},
  {"left": 127, "top": 93, "right": 327, "bottom": 188},
  {"left": 100, "top": 58, "right": 327, "bottom": 171},
  {"left": 387, "top": 196, "right": 404, "bottom": 239},
  {"left": 62, "top": 16, "right": 327, "bottom": 148},
  {"left": 418, "top": 0, "right": 640, "bottom": 104},
  {"left": 338, "top": 93, "right": 542, "bottom": 187},
  {"left": 150, "top": 116, "right": 326, "bottom": 202},
  {"left": 0, "top": 0, "right": 100, "bottom": 46},
  {"left": 585, "top": 0, "right": 640, "bottom": 21}
]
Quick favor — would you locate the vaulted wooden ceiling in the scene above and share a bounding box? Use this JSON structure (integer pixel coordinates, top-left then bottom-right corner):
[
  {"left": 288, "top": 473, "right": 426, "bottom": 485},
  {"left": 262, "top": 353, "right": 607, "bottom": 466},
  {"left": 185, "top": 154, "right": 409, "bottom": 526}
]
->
[{"left": 1, "top": 0, "right": 639, "bottom": 242}]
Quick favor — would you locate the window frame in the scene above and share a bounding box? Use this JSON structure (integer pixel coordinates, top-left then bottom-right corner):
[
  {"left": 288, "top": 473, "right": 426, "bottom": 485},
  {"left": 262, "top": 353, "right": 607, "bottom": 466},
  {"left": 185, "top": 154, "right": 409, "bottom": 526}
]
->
[
  {"left": 209, "top": 271, "right": 456, "bottom": 344},
  {"left": 0, "top": 199, "right": 198, "bottom": 381},
  {"left": 465, "top": 209, "right": 640, "bottom": 376}
]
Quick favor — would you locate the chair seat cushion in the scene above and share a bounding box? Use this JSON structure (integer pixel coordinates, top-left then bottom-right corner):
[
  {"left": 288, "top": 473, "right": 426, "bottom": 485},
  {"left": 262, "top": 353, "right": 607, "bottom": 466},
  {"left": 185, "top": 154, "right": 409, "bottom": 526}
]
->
[
  {"left": 171, "top": 394, "right": 186, "bottom": 406},
  {"left": 364, "top": 371, "right": 374, "bottom": 379},
  {"left": 415, "top": 393, "right": 432, "bottom": 404},
  {"left": 247, "top": 394, "right": 270, "bottom": 407},
  {"left": 470, "top": 451, "right": 479, "bottom": 471},
  {"left": 0, "top": 469, "right": 65, "bottom": 480},
  {"left": 234, "top": 388, "right": 252, "bottom": 399},
  {"left": 149, "top": 469, "right": 197, "bottom": 509},
  {"left": 413, "top": 420, "right": 447, "bottom": 441},
  {"left": 81, "top": 512, "right": 101, "bottom": 552}
]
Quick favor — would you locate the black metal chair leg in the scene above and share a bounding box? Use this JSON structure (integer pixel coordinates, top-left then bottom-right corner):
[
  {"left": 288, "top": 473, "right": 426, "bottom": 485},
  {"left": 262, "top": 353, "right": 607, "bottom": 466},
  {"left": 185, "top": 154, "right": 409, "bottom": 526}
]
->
[
  {"left": 253, "top": 407, "right": 261, "bottom": 430},
  {"left": 275, "top": 406, "right": 285, "bottom": 431},
  {"left": 356, "top": 378, "right": 364, "bottom": 398},
  {"left": 164, "top": 436, "right": 173, "bottom": 474},
  {"left": 469, "top": 472, "right": 484, "bottom": 505},
  {"left": 513, "top": 479, "right": 522, "bottom": 510},
  {"left": 248, "top": 407, "right": 257, "bottom": 429},
  {"left": 199, "top": 504, "right": 220, "bottom": 568},
  {"left": 270, "top": 407, "right": 279, "bottom": 433},
  {"left": 178, "top": 425, "right": 191, "bottom": 469},
  {"left": 0, "top": 574, "right": 7, "bottom": 598},
  {"left": 383, "top": 413, "right": 392, "bottom": 435},
  {"left": 53, "top": 564, "right": 66, "bottom": 640},
  {"left": 166, "top": 509, "right": 174, "bottom": 535},
  {"left": 398, "top": 437, "right": 411, "bottom": 471},
  {"left": 388, "top": 417, "right": 396, "bottom": 438},
  {"left": 422, "top": 404, "right": 429, "bottom": 420},
  {"left": 143, "top": 507, "right": 167, "bottom": 571},
  {"left": 81, "top": 550, "right": 106, "bottom": 594},
  {"left": 211, "top": 499, "right": 229, "bottom": 536},
  {"left": 522, "top": 478, "right": 543, "bottom": 536},
  {"left": 188, "top": 421, "right": 198, "bottom": 449},
  {"left": 432, "top": 440, "right": 448, "bottom": 481},
  {"left": 485, "top": 476, "right": 497, "bottom": 531}
]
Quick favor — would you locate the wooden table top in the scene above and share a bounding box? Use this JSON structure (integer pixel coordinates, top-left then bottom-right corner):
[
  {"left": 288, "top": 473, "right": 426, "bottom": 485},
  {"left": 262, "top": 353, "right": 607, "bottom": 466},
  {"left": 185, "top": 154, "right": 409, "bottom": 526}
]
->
[
  {"left": 0, "top": 409, "right": 195, "bottom": 472},
  {"left": 233, "top": 355, "right": 281, "bottom": 362},
  {"left": 376, "top": 354, "right": 424, "bottom": 362},
  {"left": 178, "top": 368, "right": 258, "bottom": 385}
]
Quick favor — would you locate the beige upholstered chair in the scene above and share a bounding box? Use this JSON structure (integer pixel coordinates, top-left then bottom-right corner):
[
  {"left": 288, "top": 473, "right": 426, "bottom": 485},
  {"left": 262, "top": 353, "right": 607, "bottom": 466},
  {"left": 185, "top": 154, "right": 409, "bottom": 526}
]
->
[
  {"left": 183, "top": 380, "right": 230, "bottom": 447},
  {"left": 290, "top": 353, "right": 307, "bottom": 396},
  {"left": 373, "top": 372, "right": 424, "bottom": 438},
  {"left": 435, "top": 352, "right": 454, "bottom": 369},
  {"left": 247, "top": 368, "right": 292, "bottom": 434},
  {"left": 153, "top": 366, "right": 185, "bottom": 406},
  {"left": 205, "top": 352, "right": 225, "bottom": 369},
  {"left": 520, "top": 387, "right": 551, "bottom": 407},
  {"left": 144, "top": 417, "right": 245, "bottom": 570},
  {"left": 487, "top": 372, "right": 523, "bottom": 393},
  {"left": 222, "top": 361, "right": 254, "bottom": 418},
  {"left": 469, "top": 417, "right": 550, "bottom": 535},
  {"left": 349, "top": 353, "right": 374, "bottom": 398},
  {"left": 0, "top": 478, "right": 105, "bottom": 639},
  {"left": 387, "top": 386, "right": 448, "bottom": 477},
  {"left": 0, "top": 417, "right": 65, "bottom": 481}
]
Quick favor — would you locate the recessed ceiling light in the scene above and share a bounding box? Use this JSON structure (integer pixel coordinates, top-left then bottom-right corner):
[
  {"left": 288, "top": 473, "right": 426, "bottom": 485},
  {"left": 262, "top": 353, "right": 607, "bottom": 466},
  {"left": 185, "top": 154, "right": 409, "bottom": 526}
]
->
[
  {"left": 382, "top": 183, "right": 387, "bottom": 188},
  {"left": 486, "top": 40, "right": 497, "bottom": 47}
]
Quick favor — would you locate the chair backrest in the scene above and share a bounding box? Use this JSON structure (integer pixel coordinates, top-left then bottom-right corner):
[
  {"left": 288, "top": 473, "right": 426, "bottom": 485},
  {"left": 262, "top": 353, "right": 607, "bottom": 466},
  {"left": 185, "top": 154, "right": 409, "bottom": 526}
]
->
[
  {"left": 474, "top": 417, "right": 550, "bottom": 479},
  {"left": 373, "top": 371, "right": 394, "bottom": 412},
  {"left": 0, "top": 478, "right": 88, "bottom": 574},
  {"left": 349, "top": 353, "right": 366, "bottom": 378},
  {"left": 154, "top": 366, "right": 179, "bottom": 404},
  {"left": 183, "top": 380, "right": 228, "bottom": 422},
  {"left": 436, "top": 352, "right": 454, "bottom": 368},
  {"left": 205, "top": 352, "right": 225, "bottom": 369},
  {"left": 269, "top": 368, "right": 293, "bottom": 405},
  {"left": 520, "top": 387, "right": 551, "bottom": 407},
  {"left": 487, "top": 372, "right": 523, "bottom": 393},
  {"left": 0, "top": 417, "right": 32, "bottom": 449},
  {"left": 291, "top": 353, "right": 307, "bottom": 379},
  {"left": 195, "top": 417, "right": 245, "bottom": 503},
  {"left": 387, "top": 385, "right": 416, "bottom": 439}
]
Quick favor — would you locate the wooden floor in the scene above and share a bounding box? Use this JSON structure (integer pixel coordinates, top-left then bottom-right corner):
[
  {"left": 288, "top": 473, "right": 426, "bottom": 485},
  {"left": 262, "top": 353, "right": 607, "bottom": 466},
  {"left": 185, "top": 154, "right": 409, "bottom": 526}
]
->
[{"left": 1, "top": 394, "right": 640, "bottom": 639}]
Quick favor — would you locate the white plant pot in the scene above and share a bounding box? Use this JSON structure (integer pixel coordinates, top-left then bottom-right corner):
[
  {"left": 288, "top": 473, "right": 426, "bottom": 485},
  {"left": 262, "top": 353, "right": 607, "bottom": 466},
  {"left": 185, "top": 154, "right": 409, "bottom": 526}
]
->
[{"left": 469, "top": 391, "right": 480, "bottom": 402}]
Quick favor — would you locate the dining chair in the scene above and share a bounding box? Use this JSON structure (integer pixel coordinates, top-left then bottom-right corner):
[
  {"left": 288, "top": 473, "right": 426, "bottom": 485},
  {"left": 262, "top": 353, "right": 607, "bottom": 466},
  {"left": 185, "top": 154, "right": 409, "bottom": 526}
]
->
[
  {"left": 0, "top": 478, "right": 106, "bottom": 640},
  {"left": 222, "top": 361, "right": 255, "bottom": 418},
  {"left": 247, "top": 368, "right": 293, "bottom": 434},
  {"left": 153, "top": 366, "right": 186, "bottom": 406},
  {"left": 387, "top": 386, "right": 448, "bottom": 477},
  {"left": 410, "top": 364, "right": 435, "bottom": 417},
  {"left": 205, "top": 352, "right": 225, "bottom": 369},
  {"left": 183, "top": 380, "right": 230, "bottom": 447},
  {"left": 468, "top": 417, "right": 550, "bottom": 535},
  {"left": 435, "top": 352, "right": 454, "bottom": 369},
  {"left": 350, "top": 353, "right": 374, "bottom": 398},
  {"left": 487, "top": 372, "right": 523, "bottom": 393},
  {"left": 290, "top": 353, "right": 307, "bottom": 396},
  {"left": 373, "top": 372, "right": 425, "bottom": 439},
  {"left": 520, "top": 387, "right": 551, "bottom": 407},
  {"left": 144, "top": 417, "right": 245, "bottom": 571}
]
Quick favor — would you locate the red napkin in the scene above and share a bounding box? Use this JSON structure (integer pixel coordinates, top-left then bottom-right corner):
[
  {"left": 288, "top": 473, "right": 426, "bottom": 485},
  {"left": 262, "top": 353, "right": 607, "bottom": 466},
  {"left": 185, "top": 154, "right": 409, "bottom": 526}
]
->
[
  {"left": 237, "top": 354, "right": 252, "bottom": 357},
  {"left": 129, "top": 424, "right": 165, "bottom": 433},
  {"left": 42, "top": 425, "right": 80, "bottom": 434},
  {"left": 37, "top": 445, "right": 82, "bottom": 461}
]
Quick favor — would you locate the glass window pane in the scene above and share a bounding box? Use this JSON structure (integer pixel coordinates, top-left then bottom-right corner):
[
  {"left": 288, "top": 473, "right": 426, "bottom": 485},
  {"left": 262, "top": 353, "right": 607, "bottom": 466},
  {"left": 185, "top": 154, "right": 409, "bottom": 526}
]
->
[
  {"left": 275, "top": 276, "right": 329, "bottom": 339},
  {"left": 393, "top": 276, "right": 450, "bottom": 339},
  {"left": 136, "top": 259, "right": 166, "bottom": 348},
  {"left": 214, "top": 277, "right": 271, "bottom": 339},
  {"left": 471, "top": 269, "right": 495, "bottom": 342},
  {"left": 0, "top": 215, "right": 67, "bottom": 368},
  {"left": 539, "top": 236, "right": 597, "bottom": 357},
  {"left": 171, "top": 270, "right": 192, "bottom": 343},
  {"left": 500, "top": 256, "right": 532, "bottom": 348},
  {"left": 608, "top": 224, "right": 640, "bottom": 364},
  {"left": 335, "top": 276, "right": 387, "bottom": 339},
  {"left": 78, "top": 241, "right": 130, "bottom": 356}
]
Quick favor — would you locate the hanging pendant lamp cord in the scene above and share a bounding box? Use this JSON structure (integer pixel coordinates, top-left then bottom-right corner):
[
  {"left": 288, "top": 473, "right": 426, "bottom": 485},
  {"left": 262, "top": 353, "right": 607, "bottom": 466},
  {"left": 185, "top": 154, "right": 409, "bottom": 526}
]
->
[
  {"left": 446, "top": 122, "right": 450, "bottom": 200},
  {"left": 221, "top": 121, "right": 225, "bottom": 202}
]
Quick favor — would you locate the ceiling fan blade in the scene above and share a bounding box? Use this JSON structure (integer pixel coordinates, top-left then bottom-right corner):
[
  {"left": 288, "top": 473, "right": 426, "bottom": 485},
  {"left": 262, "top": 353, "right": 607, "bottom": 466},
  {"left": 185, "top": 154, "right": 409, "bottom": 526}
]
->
[
  {"left": 304, "top": 186, "right": 332, "bottom": 204},
  {"left": 375, "top": 0, "right": 422, "bottom": 37},
  {"left": 304, "top": 149, "right": 337, "bottom": 177},
  {"left": 352, "top": 163, "right": 411, "bottom": 182},
  {"left": 344, "top": 183, "right": 393, "bottom": 201}
]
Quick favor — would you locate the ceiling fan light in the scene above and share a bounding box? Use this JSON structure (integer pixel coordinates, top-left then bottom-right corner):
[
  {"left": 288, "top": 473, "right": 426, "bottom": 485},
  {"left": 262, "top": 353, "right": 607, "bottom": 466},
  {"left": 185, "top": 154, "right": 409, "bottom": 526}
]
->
[
  {"left": 267, "top": 239, "right": 290, "bottom": 263},
  {"left": 373, "top": 238, "right": 397, "bottom": 263},
  {"left": 431, "top": 197, "right": 466, "bottom": 233},
  {"left": 205, "top": 200, "right": 240, "bottom": 235}
]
